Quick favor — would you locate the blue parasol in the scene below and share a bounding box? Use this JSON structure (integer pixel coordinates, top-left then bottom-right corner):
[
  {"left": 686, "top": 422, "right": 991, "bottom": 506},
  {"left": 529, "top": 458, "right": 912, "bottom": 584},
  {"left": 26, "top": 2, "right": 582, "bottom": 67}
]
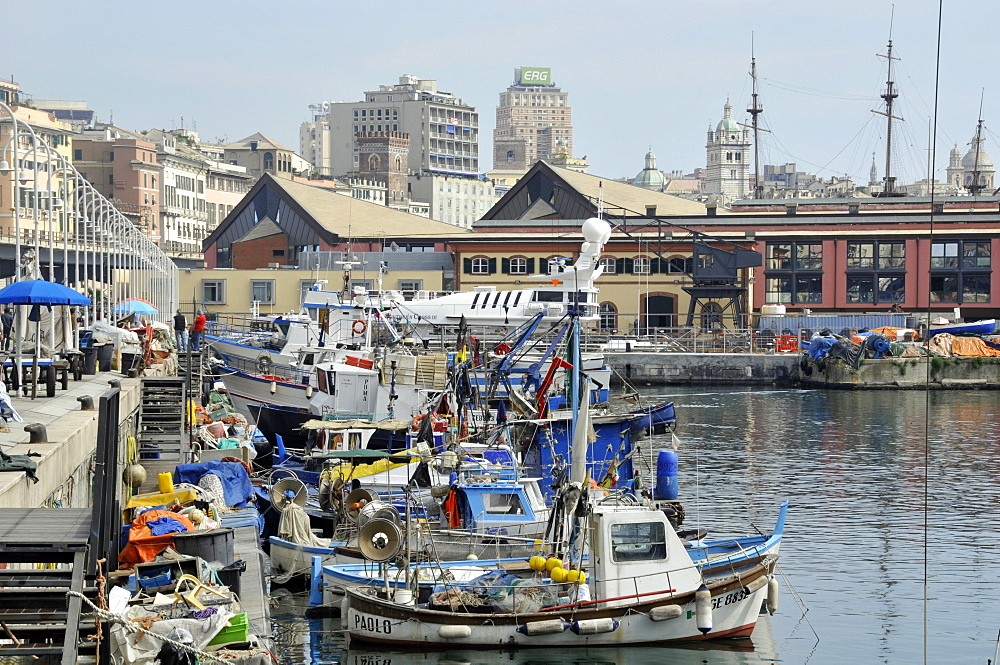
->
[
  {"left": 0, "top": 280, "right": 91, "bottom": 306},
  {"left": 112, "top": 299, "right": 158, "bottom": 316}
]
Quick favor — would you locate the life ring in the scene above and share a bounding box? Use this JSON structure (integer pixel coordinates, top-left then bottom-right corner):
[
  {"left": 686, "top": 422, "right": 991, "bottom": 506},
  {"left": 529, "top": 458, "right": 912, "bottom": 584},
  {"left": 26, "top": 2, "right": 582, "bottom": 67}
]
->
[
  {"left": 352, "top": 319, "right": 367, "bottom": 335},
  {"left": 256, "top": 353, "right": 272, "bottom": 374},
  {"left": 220, "top": 456, "right": 254, "bottom": 477}
]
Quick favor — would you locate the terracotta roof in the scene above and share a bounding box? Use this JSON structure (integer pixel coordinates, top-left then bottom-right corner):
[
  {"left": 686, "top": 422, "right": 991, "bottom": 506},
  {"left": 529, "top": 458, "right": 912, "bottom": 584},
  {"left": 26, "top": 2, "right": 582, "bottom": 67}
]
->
[{"left": 225, "top": 132, "right": 294, "bottom": 152}]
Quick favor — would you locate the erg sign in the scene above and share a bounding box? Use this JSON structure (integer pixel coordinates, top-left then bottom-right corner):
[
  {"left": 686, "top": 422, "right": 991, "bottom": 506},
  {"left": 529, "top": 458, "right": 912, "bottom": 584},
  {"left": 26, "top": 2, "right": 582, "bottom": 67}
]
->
[{"left": 519, "top": 68, "right": 552, "bottom": 85}]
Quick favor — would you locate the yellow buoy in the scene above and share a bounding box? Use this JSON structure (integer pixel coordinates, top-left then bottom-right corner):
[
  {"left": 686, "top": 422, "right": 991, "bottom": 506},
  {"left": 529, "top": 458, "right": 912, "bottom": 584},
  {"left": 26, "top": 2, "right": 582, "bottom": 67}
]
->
[
  {"left": 565, "top": 569, "right": 586, "bottom": 584},
  {"left": 544, "top": 557, "right": 563, "bottom": 572},
  {"left": 550, "top": 567, "right": 568, "bottom": 583},
  {"left": 528, "top": 556, "right": 546, "bottom": 571}
]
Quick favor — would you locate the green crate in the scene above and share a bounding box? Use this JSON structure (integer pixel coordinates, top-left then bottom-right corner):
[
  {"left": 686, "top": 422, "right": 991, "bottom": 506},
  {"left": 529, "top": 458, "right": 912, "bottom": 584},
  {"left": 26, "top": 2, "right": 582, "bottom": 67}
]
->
[{"left": 207, "top": 612, "right": 249, "bottom": 646}]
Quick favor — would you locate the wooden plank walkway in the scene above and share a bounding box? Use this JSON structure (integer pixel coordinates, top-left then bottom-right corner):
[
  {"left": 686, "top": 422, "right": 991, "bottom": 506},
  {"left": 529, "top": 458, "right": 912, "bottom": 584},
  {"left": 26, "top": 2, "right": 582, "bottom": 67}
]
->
[
  {"left": 234, "top": 523, "right": 272, "bottom": 641},
  {"left": 0, "top": 507, "right": 90, "bottom": 545}
]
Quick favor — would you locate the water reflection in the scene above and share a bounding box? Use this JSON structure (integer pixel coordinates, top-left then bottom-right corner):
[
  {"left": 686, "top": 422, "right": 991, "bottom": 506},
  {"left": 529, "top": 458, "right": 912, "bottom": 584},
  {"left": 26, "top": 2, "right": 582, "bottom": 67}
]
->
[{"left": 270, "top": 388, "right": 1000, "bottom": 664}]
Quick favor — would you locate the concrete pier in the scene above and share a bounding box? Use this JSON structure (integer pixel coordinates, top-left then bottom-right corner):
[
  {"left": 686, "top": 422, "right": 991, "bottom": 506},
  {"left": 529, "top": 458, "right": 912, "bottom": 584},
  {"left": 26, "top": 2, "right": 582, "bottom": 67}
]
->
[{"left": 606, "top": 351, "right": 799, "bottom": 386}]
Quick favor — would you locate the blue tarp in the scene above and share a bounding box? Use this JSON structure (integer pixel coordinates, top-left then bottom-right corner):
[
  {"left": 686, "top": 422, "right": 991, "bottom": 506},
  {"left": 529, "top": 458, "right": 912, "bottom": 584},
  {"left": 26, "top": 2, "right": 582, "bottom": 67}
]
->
[
  {"left": 146, "top": 516, "right": 189, "bottom": 536},
  {"left": 807, "top": 335, "right": 836, "bottom": 361},
  {"left": 174, "top": 461, "right": 253, "bottom": 508}
]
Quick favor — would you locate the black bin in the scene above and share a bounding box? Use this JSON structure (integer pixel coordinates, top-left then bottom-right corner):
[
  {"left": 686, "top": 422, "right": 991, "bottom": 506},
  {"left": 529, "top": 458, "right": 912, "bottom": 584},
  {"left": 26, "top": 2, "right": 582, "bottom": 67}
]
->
[
  {"left": 96, "top": 343, "right": 113, "bottom": 372},
  {"left": 172, "top": 528, "right": 235, "bottom": 567},
  {"left": 216, "top": 559, "right": 246, "bottom": 598}
]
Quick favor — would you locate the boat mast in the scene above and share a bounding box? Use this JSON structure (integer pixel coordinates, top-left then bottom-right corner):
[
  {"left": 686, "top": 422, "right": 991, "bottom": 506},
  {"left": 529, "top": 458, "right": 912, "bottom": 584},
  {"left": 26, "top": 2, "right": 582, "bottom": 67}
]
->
[
  {"left": 968, "top": 93, "right": 986, "bottom": 196},
  {"left": 747, "top": 41, "right": 764, "bottom": 199},
  {"left": 874, "top": 26, "right": 903, "bottom": 196}
]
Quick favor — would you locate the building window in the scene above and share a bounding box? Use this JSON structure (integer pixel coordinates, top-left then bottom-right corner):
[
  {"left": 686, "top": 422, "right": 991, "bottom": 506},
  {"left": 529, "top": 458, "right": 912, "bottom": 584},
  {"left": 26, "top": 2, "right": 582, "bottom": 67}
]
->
[
  {"left": 470, "top": 257, "right": 491, "bottom": 275},
  {"left": 398, "top": 280, "right": 423, "bottom": 299},
  {"left": 765, "top": 242, "right": 823, "bottom": 304},
  {"left": 931, "top": 240, "right": 991, "bottom": 303},
  {"left": 263, "top": 152, "right": 274, "bottom": 171},
  {"left": 272, "top": 249, "right": 285, "bottom": 257},
  {"left": 504, "top": 257, "right": 531, "bottom": 275},
  {"left": 73, "top": 149, "right": 82, "bottom": 160},
  {"left": 599, "top": 302, "right": 617, "bottom": 331},
  {"left": 202, "top": 280, "right": 226, "bottom": 305},
  {"left": 845, "top": 241, "right": 905, "bottom": 304},
  {"left": 633, "top": 257, "right": 651, "bottom": 275},
  {"left": 598, "top": 256, "right": 617, "bottom": 274},
  {"left": 251, "top": 279, "right": 275, "bottom": 305}
]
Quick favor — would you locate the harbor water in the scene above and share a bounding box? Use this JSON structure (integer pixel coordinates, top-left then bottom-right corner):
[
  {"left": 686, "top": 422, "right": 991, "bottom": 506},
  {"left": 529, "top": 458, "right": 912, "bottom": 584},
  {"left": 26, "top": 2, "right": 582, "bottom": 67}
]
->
[{"left": 269, "top": 387, "right": 1000, "bottom": 664}]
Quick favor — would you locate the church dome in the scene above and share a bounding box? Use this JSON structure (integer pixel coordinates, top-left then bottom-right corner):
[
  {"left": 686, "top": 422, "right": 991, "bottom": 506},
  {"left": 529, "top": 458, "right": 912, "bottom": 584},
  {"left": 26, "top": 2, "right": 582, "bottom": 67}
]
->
[
  {"left": 716, "top": 101, "right": 740, "bottom": 133},
  {"left": 634, "top": 149, "right": 667, "bottom": 190},
  {"left": 962, "top": 142, "right": 994, "bottom": 170}
]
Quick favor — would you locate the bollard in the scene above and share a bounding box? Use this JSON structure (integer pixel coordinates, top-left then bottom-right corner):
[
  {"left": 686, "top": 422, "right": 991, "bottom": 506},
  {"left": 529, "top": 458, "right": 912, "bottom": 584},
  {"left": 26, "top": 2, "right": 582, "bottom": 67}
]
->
[
  {"left": 24, "top": 423, "right": 47, "bottom": 444},
  {"left": 126, "top": 368, "right": 140, "bottom": 379},
  {"left": 108, "top": 379, "right": 121, "bottom": 388},
  {"left": 76, "top": 395, "right": 94, "bottom": 411}
]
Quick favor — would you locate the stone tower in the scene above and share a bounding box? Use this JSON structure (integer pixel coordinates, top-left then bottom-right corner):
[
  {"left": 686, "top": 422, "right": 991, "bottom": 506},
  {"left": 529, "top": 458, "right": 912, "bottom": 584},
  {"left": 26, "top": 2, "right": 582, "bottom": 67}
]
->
[
  {"left": 705, "top": 101, "right": 750, "bottom": 199},
  {"left": 946, "top": 144, "right": 963, "bottom": 188},
  {"left": 356, "top": 131, "right": 410, "bottom": 209}
]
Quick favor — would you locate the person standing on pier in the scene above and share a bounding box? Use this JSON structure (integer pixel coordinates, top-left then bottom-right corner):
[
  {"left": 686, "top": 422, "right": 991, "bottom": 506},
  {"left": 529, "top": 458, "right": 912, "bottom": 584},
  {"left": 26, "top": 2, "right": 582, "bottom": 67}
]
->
[
  {"left": 173, "top": 309, "right": 189, "bottom": 351},
  {"left": 191, "top": 310, "right": 207, "bottom": 352},
  {"left": 1, "top": 308, "right": 12, "bottom": 351}
]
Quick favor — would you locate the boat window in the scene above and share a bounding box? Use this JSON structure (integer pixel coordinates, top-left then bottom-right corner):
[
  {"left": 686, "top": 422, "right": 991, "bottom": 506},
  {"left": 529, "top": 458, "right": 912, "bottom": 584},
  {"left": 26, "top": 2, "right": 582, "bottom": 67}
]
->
[
  {"left": 472, "top": 292, "right": 481, "bottom": 306},
  {"left": 349, "top": 432, "right": 362, "bottom": 449},
  {"left": 483, "top": 493, "right": 525, "bottom": 516},
  {"left": 492, "top": 292, "right": 502, "bottom": 308},
  {"left": 301, "top": 353, "right": 315, "bottom": 366},
  {"left": 513, "top": 291, "right": 523, "bottom": 306},
  {"left": 610, "top": 521, "right": 667, "bottom": 562},
  {"left": 317, "top": 370, "right": 329, "bottom": 394},
  {"left": 534, "top": 291, "right": 563, "bottom": 303}
]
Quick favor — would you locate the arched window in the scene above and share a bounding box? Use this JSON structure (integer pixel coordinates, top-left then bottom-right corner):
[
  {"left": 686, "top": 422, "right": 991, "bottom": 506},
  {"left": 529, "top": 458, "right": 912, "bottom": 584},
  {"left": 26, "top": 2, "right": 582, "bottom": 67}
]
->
[
  {"left": 471, "top": 257, "right": 490, "bottom": 274},
  {"left": 369, "top": 155, "right": 380, "bottom": 171},
  {"left": 633, "top": 257, "right": 651, "bottom": 275},
  {"left": 599, "top": 256, "right": 617, "bottom": 274},
  {"left": 599, "top": 302, "right": 618, "bottom": 331},
  {"left": 263, "top": 152, "right": 274, "bottom": 171},
  {"left": 701, "top": 302, "right": 723, "bottom": 331},
  {"left": 394, "top": 156, "right": 402, "bottom": 172},
  {"left": 507, "top": 150, "right": 515, "bottom": 162},
  {"left": 509, "top": 257, "right": 528, "bottom": 274}
]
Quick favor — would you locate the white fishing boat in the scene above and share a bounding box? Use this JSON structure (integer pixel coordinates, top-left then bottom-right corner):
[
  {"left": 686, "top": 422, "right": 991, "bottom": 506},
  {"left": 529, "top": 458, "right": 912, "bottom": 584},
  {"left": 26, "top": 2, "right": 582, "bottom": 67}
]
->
[{"left": 344, "top": 496, "right": 777, "bottom": 647}]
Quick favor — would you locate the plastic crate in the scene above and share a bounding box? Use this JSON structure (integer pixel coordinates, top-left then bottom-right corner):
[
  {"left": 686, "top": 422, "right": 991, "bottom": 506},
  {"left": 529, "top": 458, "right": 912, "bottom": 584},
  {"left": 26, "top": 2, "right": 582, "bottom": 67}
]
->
[
  {"left": 138, "top": 566, "right": 173, "bottom": 590},
  {"left": 207, "top": 612, "right": 249, "bottom": 646}
]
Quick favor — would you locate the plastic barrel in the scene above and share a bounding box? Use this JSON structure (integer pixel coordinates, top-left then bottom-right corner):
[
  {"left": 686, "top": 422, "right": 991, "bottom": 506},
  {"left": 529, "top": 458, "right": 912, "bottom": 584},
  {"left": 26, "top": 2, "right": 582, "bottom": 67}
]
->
[{"left": 655, "top": 450, "right": 679, "bottom": 500}]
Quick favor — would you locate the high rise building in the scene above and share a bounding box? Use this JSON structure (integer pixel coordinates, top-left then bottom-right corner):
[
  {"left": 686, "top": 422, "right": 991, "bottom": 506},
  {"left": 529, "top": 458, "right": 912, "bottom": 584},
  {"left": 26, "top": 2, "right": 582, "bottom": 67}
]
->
[
  {"left": 492, "top": 67, "right": 572, "bottom": 172},
  {"left": 301, "top": 75, "right": 479, "bottom": 179},
  {"left": 705, "top": 101, "right": 750, "bottom": 200}
]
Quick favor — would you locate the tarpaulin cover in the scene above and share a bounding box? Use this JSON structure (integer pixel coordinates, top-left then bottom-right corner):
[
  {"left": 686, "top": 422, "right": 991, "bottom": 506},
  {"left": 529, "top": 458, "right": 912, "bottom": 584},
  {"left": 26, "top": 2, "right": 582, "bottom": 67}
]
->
[
  {"left": 118, "top": 510, "right": 195, "bottom": 564},
  {"left": 174, "top": 461, "right": 252, "bottom": 507},
  {"left": 806, "top": 335, "right": 836, "bottom": 361},
  {"left": 125, "top": 488, "right": 200, "bottom": 510},
  {"left": 147, "top": 516, "right": 190, "bottom": 536},
  {"left": 951, "top": 336, "right": 1000, "bottom": 357}
]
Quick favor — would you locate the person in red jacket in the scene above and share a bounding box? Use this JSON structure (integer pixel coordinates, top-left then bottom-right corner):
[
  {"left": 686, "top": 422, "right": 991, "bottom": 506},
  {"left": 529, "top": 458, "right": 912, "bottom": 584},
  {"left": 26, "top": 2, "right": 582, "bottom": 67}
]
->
[{"left": 191, "top": 310, "right": 207, "bottom": 352}]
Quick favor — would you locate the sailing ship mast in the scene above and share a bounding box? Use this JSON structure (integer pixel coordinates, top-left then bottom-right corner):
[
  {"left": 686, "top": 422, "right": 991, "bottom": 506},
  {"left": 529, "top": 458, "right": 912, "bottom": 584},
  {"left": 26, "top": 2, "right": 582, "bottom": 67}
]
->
[
  {"left": 738, "top": 35, "right": 768, "bottom": 199},
  {"left": 873, "top": 31, "right": 903, "bottom": 197},
  {"left": 747, "top": 51, "right": 764, "bottom": 199},
  {"left": 968, "top": 95, "right": 986, "bottom": 196}
]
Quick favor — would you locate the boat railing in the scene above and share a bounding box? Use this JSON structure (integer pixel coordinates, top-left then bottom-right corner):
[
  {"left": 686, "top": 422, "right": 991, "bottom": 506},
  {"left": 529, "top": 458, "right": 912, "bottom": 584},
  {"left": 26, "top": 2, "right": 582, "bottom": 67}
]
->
[{"left": 218, "top": 353, "right": 312, "bottom": 384}]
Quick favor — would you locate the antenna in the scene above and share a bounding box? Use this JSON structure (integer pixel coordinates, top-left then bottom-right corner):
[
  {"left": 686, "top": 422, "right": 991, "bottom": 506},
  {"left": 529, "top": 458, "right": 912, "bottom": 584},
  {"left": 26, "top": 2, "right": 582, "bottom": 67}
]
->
[{"left": 873, "top": 15, "right": 904, "bottom": 197}]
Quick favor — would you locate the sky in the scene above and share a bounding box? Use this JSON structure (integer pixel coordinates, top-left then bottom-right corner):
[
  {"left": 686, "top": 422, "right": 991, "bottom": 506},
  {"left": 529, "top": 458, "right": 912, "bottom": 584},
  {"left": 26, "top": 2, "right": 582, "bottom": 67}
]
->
[{"left": 6, "top": 0, "right": 997, "bottom": 186}]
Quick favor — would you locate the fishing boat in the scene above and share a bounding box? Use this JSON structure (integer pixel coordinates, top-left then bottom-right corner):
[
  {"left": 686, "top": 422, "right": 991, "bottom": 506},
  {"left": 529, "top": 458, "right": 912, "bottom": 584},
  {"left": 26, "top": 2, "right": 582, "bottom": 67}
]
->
[
  {"left": 926, "top": 318, "right": 996, "bottom": 337},
  {"left": 344, "top": 497, "right": 777, "bottom": 647},
  {"left": 319, "top": 500, "right": 787, "bottom": 605}
]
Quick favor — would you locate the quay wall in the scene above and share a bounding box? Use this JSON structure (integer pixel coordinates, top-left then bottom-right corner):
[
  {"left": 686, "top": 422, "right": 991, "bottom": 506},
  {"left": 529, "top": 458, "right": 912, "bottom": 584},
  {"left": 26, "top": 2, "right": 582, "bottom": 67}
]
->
[
  {"left": 606, "top": 352, "right": 799, "bottom": 386},
  {"left": 0, "top": 376, "right": 144, "bottom": 509},
  {"left": 801, "top": 356, "right": 1000, "bottom": 389}
]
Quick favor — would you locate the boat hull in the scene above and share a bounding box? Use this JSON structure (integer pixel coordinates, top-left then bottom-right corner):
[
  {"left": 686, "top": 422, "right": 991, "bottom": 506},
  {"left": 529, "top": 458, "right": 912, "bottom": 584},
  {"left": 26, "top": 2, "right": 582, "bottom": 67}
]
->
[{"left": 345, "top": 561, "right": 773, "bottom": 647}]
